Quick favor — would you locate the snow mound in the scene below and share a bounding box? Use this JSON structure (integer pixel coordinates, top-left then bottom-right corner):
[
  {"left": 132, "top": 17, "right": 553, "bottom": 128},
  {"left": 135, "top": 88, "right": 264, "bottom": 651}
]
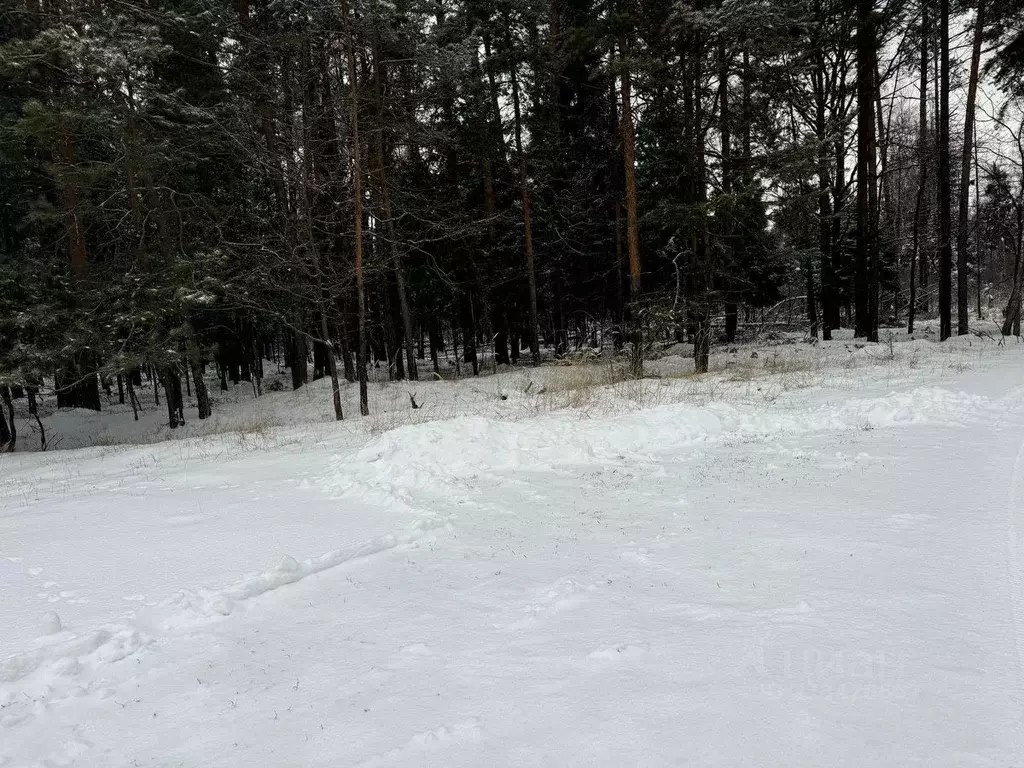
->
[
  {"left": 325, "top": 387, "right": 990, "bottom": 504},
  {"left": 40, "top": 611, "right": 62, "bottom": 636},
  {"left": 0, "top": 626, "right": 147, "bottom": 689}
]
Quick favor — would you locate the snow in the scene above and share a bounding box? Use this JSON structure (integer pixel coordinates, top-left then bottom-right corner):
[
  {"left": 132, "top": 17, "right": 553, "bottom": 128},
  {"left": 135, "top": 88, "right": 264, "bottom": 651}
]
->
[{"left": 2, "top": 325, "right": 1024, "bottom": 765}]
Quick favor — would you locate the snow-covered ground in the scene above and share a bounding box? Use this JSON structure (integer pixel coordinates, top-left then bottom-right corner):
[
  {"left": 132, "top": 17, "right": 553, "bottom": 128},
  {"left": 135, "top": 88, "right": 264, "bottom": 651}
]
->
[{"left": 3, "top": 325, "right": 1024, "bottom": 766}]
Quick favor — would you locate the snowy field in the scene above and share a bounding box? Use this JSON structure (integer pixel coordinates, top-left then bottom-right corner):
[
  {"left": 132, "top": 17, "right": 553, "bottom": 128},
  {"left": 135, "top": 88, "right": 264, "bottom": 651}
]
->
[{"left": 3, "top": 325, "right": 1024, "bottom": 766}]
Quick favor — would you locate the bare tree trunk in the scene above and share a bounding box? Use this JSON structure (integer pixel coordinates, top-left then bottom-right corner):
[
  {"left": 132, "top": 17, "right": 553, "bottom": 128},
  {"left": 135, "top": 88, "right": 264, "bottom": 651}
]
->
[
  {"left": 813, "top": 22, "right": 835, "bottom": 339},
  {"left": 509, "top": 52, "right": 541, "bottom": 366},
  {"left": 126, "top": 377, "right": 140, "bottom": 421},
  {"left": 372, "top": 44, "right": 417, "bottom": 381},
  {"left": 298, "top": 43, "right": 343, "bottom": 421},
  {"left": 855, "top": 0, "right": 878, "bottom": 341},
  {"left": 1002, "top": 179, "right": 1024, "bottom": 336},
  {"left": 27, "top": 387, "right": 45, "bottom": 450},
  {"left": 691, "top": 38, "right": 711, "bottom": 374},
  {"left": 191, "top": 360, "right": 211, "bottom": 420},
  {"left": 1002, "top": 234, "right": 1024, "bottom": 337},
  {"left": 343, "top": 0, "right": 369, "bottom": 416},
  {"left": 337, "top": 311, "right": 356, "bottom": 383},
  {"left": 938, "top": 0, "right": 953, "bottom": 340},
  {"left": 957, "top": 0, "right": 984, "bottom": 334},
  {"left": 909, "top": 7, "right": 928, "bottom": 335},
  {"left": 161, "top": 369, "right": 179, "bottom": 429},
  {"left": 1, "top": 388, "right": 15, "bottom": 451},
  {"left": 621, "top": 39, "right": 643, "bottom": 377},
  {"left": 720, "top": 43, "right": 740, "bottom": 344},
  {"left": 975, "top": 135, "right": 983, "bottom": 319},
  {"left": 58, "top": 132, "right": 86, "bottom": 281},
  {"left": 429, "top": 316, "right": 441, "bottom": 375},
  {"left": 0, "top": 391, "right": 10, "bottom": 450},
  {"left": 321, "top": 314, "right": 343, "bottom": 421}
]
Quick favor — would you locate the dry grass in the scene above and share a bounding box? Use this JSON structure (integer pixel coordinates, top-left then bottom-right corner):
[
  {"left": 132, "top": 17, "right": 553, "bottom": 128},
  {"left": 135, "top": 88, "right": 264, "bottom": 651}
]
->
[{"left": 532, "top": 358, "right": 634, "bottom": 414}]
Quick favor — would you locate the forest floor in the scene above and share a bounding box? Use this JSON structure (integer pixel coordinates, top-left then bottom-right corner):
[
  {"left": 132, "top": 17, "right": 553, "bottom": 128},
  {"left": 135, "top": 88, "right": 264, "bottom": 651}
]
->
[{"left": 3, "top": 321, "right": 1024, "bottom": 766}]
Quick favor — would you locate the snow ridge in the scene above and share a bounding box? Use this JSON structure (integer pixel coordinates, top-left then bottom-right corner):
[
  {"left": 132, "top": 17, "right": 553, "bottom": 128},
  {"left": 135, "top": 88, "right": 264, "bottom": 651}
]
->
[
  {"left": 0, "top": 515, "right": 451, "bottom": 721},
  {"left": 159, "top": 514, "right": 451, "bottom": 629},
  {"left": 325, "top": 387, "right": 991, "bottom": 501}
]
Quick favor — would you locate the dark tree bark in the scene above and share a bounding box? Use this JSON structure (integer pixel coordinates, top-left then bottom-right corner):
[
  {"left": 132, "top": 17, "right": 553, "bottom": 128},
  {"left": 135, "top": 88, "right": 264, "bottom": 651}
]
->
[
  {"left": 938, "top": 0, "right": 953, "bottom": 340},
  {"left": 337, "top": 311, "right": 356, "bottom": 383},
  {"left": 312, "top": 338, "right": 329, "bottom": 381},
  {"left": 343, "top": 0, "right": 369, "bottom": 416},
  {"left": 371, "top": 42, "right": 417, "bottom": 382},
  {"left": 27, "top": 387, "right": 45, "bottom": 450},
  {"left": 719, "top": 43, "right": 739, "bottom": 344},
  {"left": 509, "top": 48, "right": 541, "bottom": 366},
  {"left": 621, "top": 38, "right": 643, "bottom": 377},
  {"left": 162, "top": 369, "right": 179, "bottom": 429},
  {"left": 126, "top": 376, "right": 140, "bottom": 421},
  {"left": 0, "top": 392, "right": 10, "bottom": 449},
  {"left": 288, "top": 330, "right": 307, "bottom": 391},
  {"left": 1, "top": 388, "right": 15, "bottom": 451},
  {"left": 429, "top": 315, "right": 442, "bottom": 375},
  {"left": 813, "top": 22, "right": 835, "bottom": 340},
  {"left": 56, "top": 364, "right": 101, "bottom": 411},
  {"left": 957, "top": 0, "right": 984, "bottom": 335},
  {"left": 855, "top": 0, "right": 879, "bottom": 341},
  {"left": 191, "top": 360, "right": 211, "bottom": 420},
  {"left": 909, "top": 5, "right": 929, "bottom": 335}
]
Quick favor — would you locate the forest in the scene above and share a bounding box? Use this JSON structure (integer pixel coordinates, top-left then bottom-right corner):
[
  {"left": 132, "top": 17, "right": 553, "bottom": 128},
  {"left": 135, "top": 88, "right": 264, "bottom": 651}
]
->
[{"left": 1, "top": 0, "right": 1024, "bottom": 437}]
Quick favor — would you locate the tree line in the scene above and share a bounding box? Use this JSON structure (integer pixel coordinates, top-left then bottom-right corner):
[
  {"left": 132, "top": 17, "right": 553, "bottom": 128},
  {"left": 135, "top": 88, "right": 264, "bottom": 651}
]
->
[{"left": 1, "top": 0, "right": 1023, "bottom": 439}]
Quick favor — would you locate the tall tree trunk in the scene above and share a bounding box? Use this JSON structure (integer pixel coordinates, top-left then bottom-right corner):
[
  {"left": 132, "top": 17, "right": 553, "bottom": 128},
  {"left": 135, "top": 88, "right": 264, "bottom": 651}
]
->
[
  {"left": 834, "top": 123, "right": 850, "bottom": 325},
  {"left": 1, "top": 388, "right": 15, "bottom": 452},
  {"left": 429, "top": 315, "right": 442, "bottom": 375},
  {"left": 855, "top": 0, "right": 878, "bottom": 341},
  {"left": 320, "top": 313, "right": 343, "bottom": 421},
  {"left": 343, "top": 0, "right": 369, "bottom": 415},
  {"left": 337, "top": 310, "right": 356, "bottom": 383},
  {"left": 298, "top": 42, "right": 344, "bottom": 420},
  {"left": 58, "top": 131, "right": 86, "bottom": 281},
  {"left": 975, "top": 136, "right": 983, "bottom": 319},
  {"left": 909, "top": 6, "right": 929, "bottom": 334},
  {"left": 0, "top": 391, "right": 10, "bottom": 450},
  {"left": 372, "top": 44, "right": 417, "bottom": 381},
  {"left": 1002, "top": 179, "right": 1024, "bottom": 336},
  {"left": 27, "top": 387, "right": 45, "bottom": 450},
  {"left": 957, "top": 0, "right": 984, "bottom": 334},
  {"left": 621, "top": 39, "right": 643, "bottom": 377},
  {"left": 161, "top": 368, "right": 179, "bottom": 429},
  {"left": 690, "top": 37, "right": 711, "bottom": 374},
  {"left": 718, "top": 43, "right": 739, "bottom": 341},
  {"left": 938, "top": 0, "right": 953, "bottom": 340},
  {"left": 813, "top": 25, "right": 835, "bottom": 340},
  {"left": 509, "top": 55, "right": 541, "bottom": 366},
  {"left": 191, "top": 360, "right": 211, "bottom": 419},
  {"left": 56, "top": 126, "right": 100, "bottom": 411},
  {"left": 126, "top": 377, "right": 140, "bottom": 421},
  {"left": 1002, "top": 246, "right": 1024, "bottom": 337}
]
